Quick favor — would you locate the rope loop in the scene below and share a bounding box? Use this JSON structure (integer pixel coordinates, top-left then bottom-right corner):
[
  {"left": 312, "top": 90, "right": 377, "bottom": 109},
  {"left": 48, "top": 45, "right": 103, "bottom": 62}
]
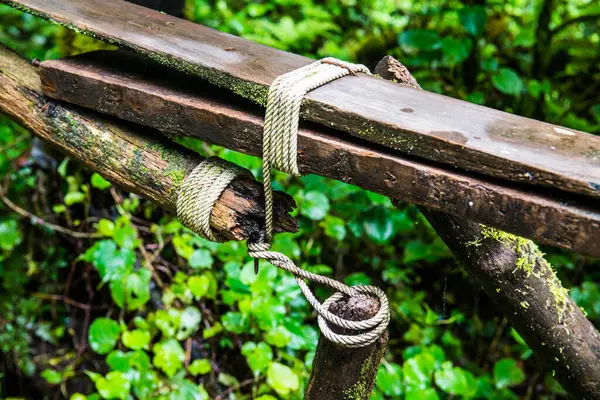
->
[
  {"left": 177, "top": 157, "right": 252, "bottom": 242},
  {"left": 176, "top": 58, "right": 390, "bottom": 348}
]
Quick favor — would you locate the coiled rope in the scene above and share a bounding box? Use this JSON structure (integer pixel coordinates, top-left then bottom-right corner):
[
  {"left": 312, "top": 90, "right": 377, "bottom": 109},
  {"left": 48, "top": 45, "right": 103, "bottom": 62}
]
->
[{"left": 177, "top": 58, "right": 390, "bottom": 348}]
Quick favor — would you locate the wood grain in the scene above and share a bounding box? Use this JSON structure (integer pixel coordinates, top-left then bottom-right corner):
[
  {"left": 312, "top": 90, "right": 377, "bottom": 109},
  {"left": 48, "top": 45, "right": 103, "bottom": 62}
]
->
[
  {"left": 39, "top": 50, "right": 600, "bottom": 257},
  {"left": 3, "top": 0, "right": 600, "bottom": 199},
  {"left": 0, "top": 45, "right": 297, "bottom": 241}
]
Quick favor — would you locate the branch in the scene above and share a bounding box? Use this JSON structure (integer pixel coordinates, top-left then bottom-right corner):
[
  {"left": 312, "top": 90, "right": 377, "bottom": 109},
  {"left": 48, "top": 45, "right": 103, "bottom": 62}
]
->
[
  {"left": 377, "top": 55, "right": 600, "bottom": 399},
  {"left": 0, "top": 44, "right": 297, "bottom": 241},
  {"left": 551, "top": 13, "right": 600, "bottom": 37}
]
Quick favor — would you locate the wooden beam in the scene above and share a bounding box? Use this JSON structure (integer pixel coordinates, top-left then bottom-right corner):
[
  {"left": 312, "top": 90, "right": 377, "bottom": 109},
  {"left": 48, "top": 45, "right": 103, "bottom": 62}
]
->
[
  {"left": 2, "top": 0, "right": 600, "bottom": 199},
  {"left": 0, "top": 45, "right": 297, "bottom": 241},
  {"left": 38, "top": 50, "right": 600, "bottom": 258}
]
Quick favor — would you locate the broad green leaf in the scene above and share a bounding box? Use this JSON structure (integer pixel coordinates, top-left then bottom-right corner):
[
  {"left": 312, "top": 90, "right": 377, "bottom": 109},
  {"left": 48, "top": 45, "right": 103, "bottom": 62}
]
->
[
  {"left": 89, "top": 318, "right": 121, "bottom": 355},
  {"left": 434, "top": 362, "right": 477, "bottom": 396},
  {"left": 441, "top": 36, "right": 472, "bottom": 66},
  {"left": 177, "top": 306, "right": 201, "bottom": 340},
  {"left": 493, "top": 358, "right": 525, "bottom": 389},
  {"left": 405, "top": 387, "right": 440, "bottom": 400},
  {"left": 376, "top": 362, "right": 403, "bottom": 397},
  {"left": 320, "top": 215, "right": 346, "bottom": 241},
  {"left": 96, "top": 219, "right": 115, "bottom": 237},
  {"left": 153, "top": 339, "right": 185, "bottom": 378},
  {"left": 41, "top": 368, "right": 62, "bottom": 385},
  {"left": 70, "top": 394, "right": 87, "bottom": 400},
  {"left": 0, "top": 219, "right": 22, "bottom": 253},
  {"left": 398, "top": 30, "right": 441, "bottom": 52},
  {"left": 95, "top": 371, "right": 131, "bottom": 400},
  {"left": 300, "top": 191, "right": 330, "bottom": 221},
  {"left": 189, "top": 248, "right": 213, "bottom": 269},
  {"left": 403, "top": 353, "right": 436, "bottom": 388},
  {"left": 189, "top": 359, "right": 212, "bottom": 376},
  {"left": 266, "top": 362, "right": 299, "bottom": 396},
  {"left": 222, "top": 312, "right": 249, "bottom": 334},
  {"left": 492, "top": 68, "right": 523, "bottom": 96},
  {"left": 459, "top": 6, "right": 487, "bottom": 36},
  {"left": 122, "top": 329, "right": 151, "bottom": 350},
  {"left": 242, "top": 342, "right": 273, "bottom": 375},
  {"left": 64, "top": 191, "right": 86, "bottom": 206},
  {"left": 362, "top": 206, "right": 396, "bottom": 244},
  {"left": 188, "top": 275, "right": 211, "bottom": 299},
  {"left": 80, "top": 240, "right": 135, "bottom": 283},
  {"left": 110, "top": 268, "right": 151, "bottom": 311},
  {"left": 264, "top": 326, "right": 291, "bottom": 348},
  {"left": 91, "top": 173, "right": 112, "bottom": 190}
]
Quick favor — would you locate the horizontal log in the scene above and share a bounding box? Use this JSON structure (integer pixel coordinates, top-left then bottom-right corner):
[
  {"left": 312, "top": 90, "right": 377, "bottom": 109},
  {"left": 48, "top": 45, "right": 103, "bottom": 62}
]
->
[
  {"left": 0, "top": 45, "right": 297, "bottom": 241},
  {"left": 38, "top": 50, "right": 600, "bottom": 257},
  {"left": 3, "top": 0, "right": 600, "bottom": 199}
]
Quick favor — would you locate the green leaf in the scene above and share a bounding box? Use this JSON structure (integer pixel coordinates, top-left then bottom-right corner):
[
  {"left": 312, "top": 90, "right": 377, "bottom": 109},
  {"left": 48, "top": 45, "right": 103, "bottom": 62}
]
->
[
  {"left": 122, "top": 329, "right": 151, "bottom": 350},
  {"left": 89, "top": 318, "right": 121, "bottom": 355},
  {"left": 95, "top": 371, "right": 131, "bottom": 400},
  {"left": 96, "top": 219, "right": 115, "bottom": 237},
  {"left": 222, "top": 312, "right": 249, "bottom": 334},
  {"left": 434, "top": 362, "right": 477, "bottom": 396},
  {"left": 0, "top": 219, "right": 22, "bottom": 252},
  {"left": 64, "top": 191, "right": 86, "bottom": 206},
  {"left": 398, "top": 30, "right": 441, "bottom": 52},
  {"left": 403, "top": 353, "right": 436, "bottom": 388},
  {"left": 405, "top": 387, "right": 440, "bottom": 400},
  {"left": 70, "top": 394, "right": 87, "bottom": 400},
  {"left": 41, "top": 368, "right": 62, "bottom": 385},
  {"left": 300, "top": 191, "right": 330, "bottom": 221},
  {"left": 110, "top": 268, "right": 151, "bottom": 311},
  {"left": 153, "top": 339, "right": 185, "bottom": 378},
  {"left": 320, "top": 215, "right": 346, "bottom": 241},
  {"left": 362, "top": 206, "right": 395, "bottom": 244},
  {"left": 459, "top": 6, "right": 488, "bottom": 36},
  {"left": 91, "top": 173, "right": 112, "bottom": 190},
  {"left": 376, "top": 362, "right": 403, "bottom": 396},
  {"left": 189, "top": 248, "right": 214, "bottom": 269},
  {"left": 189, "top": 359, "right": 212, "bottom": 376},
  {"left": 177, "top": 306, "right": 201, "bottom": 340},
  {"left": 80, "top": 240, "right": 135, "bottom": 283},
  {"left": 493, "top": 358, "right": 525, "bottom": 389},
  {"left": 266, "top": 362, "right": 299, "bottom": 396},
  {"left": 203, "top": 322, "right": 223, "bottom": 339},
  {"left": 441, "top": 36, "right": 472, "bottom": 66},
  {"left": 264, "top": 326, "right": 291, "bottom": 348},
  {"left": 492, "top": 68, "right": 523, "bottom": 96},
  {"left": 188, "top": 275, "right": 210, "bottom": 299},
  {"left": 242, "top": 342, "right": 273, "bottom": 375}
]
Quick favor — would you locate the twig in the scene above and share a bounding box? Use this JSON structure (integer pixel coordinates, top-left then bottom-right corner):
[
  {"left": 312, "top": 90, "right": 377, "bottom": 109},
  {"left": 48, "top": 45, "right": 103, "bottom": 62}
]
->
[
  {"left": 214, "top": 378, "right": 254, "bottom": 400},
  {"left": 1, "top": 178, "right": 99, "bottom": 239}
]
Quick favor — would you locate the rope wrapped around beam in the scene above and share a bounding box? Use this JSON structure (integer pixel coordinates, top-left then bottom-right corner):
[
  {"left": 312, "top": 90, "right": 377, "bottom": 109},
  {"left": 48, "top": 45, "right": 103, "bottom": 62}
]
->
[{"left": 177, "top": 58, "right": 390, "bottom": 348}]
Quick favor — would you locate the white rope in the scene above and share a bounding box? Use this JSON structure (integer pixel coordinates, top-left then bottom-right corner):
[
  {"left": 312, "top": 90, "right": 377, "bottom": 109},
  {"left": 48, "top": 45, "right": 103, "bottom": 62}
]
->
[{"left": 177, "top": 58, "right": 391, "bottom": 348}]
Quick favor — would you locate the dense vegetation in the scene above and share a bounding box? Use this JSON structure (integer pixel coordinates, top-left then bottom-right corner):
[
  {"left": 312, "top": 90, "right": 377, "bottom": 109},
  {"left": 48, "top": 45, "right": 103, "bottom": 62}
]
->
[{"left": 1, "top": 0, "right": 599, "bottom": 399}]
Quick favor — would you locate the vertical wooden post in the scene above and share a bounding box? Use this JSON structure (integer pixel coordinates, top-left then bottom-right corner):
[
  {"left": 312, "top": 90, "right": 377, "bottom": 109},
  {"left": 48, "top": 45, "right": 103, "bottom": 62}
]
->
[{"left": 305, "top": 296, "right": 389, "bottom": 399}]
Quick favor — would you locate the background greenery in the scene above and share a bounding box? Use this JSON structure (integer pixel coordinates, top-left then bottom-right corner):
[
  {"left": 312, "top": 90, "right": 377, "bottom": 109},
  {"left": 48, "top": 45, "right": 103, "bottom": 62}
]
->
[{"left": 1, "top": 0, "right": 599, "bottom": 399}]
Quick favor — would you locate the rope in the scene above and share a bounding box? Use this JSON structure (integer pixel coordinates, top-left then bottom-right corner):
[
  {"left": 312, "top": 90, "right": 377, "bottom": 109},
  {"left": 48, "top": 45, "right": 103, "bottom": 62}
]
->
[{"left": 177, "top": 58, "right": 390, "bottom": 348}]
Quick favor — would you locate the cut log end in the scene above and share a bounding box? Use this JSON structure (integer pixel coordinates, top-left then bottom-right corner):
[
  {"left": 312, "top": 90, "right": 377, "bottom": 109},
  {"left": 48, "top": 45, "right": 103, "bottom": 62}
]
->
[{"left": 305, "top": 294, "right": 388, "bottom": 400}]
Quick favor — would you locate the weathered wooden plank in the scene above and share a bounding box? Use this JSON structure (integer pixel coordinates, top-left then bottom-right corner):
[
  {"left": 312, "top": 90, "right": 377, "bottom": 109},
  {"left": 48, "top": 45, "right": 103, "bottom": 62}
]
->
[
  {"left": 3, "top": 0, "right": 600, "bottom": 199},
  {"left": 0, "top": 44, "right": 297, "bottom": 241},
  {"left": 39, "top": 51, "right": 600, "bottom": 257}
]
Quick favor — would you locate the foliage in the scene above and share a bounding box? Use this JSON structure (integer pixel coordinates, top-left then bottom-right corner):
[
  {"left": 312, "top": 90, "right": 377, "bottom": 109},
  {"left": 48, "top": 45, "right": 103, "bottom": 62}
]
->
[{"left": 0, "top": 0, "right": 599, "bottom": 399}]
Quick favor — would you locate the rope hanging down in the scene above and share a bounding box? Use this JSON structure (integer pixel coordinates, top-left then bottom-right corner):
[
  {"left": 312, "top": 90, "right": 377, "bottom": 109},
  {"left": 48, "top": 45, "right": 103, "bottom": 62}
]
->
[{"left": 177, "top": 58, "right": 390, "bottom": 348}]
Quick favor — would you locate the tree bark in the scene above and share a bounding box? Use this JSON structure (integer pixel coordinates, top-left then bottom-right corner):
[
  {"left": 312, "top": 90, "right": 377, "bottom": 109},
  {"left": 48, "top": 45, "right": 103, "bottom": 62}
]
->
[
  {"left": 423, "top": 210, "right": 600, "bottom": 399},
  {"left": 0, "top": 44, "right": 297, "bottom": 241},
  {"left": 305, "top": 296, "right": 389, "bottom": 400},
  {"left": 377, "top": 56, "right": 600, "bottom": 399}
]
